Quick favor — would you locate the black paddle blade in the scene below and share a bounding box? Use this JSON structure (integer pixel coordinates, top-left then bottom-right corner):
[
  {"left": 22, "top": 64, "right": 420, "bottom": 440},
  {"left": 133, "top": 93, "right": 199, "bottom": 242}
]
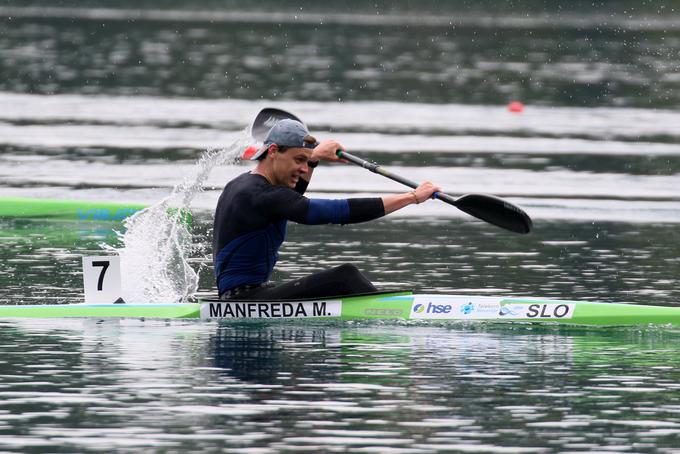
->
[
  {"left": 251, "top": 108, "right": 304, "bottom": 141},
  {"left": 453, "top": 194, "right": 533, "bottom": 234}
]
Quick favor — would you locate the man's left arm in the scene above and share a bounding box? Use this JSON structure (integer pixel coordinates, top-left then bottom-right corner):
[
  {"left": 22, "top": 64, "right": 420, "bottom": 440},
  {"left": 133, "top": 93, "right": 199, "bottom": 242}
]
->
[{"left": 294, "top": 161, "right": 316, "bottom": 194}]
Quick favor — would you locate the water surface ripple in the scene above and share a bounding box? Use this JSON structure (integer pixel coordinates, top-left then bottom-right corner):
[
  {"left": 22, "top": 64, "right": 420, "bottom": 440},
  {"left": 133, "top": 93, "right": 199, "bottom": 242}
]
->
[
  {"left": 1, "top": 3, "right": 680, "bottom": 452},
  {"left": 1, "top": 320, "right": 680, "bottom": 452}
]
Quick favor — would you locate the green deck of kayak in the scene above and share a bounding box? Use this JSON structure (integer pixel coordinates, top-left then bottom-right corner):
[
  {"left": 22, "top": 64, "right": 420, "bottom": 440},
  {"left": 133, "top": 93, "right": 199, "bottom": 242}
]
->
[{"left": 1, "top": 292, "right": 680, "bottom": 327}]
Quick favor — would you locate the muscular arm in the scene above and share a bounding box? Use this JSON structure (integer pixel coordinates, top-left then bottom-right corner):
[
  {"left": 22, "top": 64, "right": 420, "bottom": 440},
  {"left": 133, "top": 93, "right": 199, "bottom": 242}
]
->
[
  {"left": 382, "top": 192, "right": 417, "bottom": 215},
  {"left": 382, "top": 182, "right": 441, "bottom": 214},
  {"left": 264, "top": 186, "right": 384, "bottom": 225},
  {"left": 284, "top": 184, "right": 439, "bottom": 221}
]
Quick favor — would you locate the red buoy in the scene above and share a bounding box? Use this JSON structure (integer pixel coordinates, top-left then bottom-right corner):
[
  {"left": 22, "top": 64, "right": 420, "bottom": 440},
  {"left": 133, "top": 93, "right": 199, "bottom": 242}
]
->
[{"left": 508, "top": 101, "right": 525, "bottom": 113}]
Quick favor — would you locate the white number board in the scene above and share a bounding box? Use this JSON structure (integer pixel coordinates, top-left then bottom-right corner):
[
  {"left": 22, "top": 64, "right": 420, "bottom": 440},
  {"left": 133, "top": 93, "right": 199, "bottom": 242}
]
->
[{"left": 82, "top": 256, "right": 122, "bottom": 304}]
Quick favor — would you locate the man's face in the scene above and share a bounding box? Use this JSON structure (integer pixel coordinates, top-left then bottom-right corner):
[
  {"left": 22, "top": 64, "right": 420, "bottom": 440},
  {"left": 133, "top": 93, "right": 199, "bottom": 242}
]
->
[{"left": 269, "top": 145, "right": 313, "bottom": 188}]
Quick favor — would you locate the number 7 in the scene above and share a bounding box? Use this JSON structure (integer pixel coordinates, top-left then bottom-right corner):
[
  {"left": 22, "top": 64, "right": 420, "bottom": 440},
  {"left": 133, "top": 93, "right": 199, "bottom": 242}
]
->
[{"left": 92, "top": 261, "right": 110, "bottom": 291}]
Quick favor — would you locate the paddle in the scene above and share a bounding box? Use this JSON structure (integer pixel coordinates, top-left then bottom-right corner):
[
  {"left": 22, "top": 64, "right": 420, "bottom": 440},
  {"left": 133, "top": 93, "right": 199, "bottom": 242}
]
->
[
  {"left": 251, "top": 108, "right": 304, "bottom": 142},
  {"left": 251, "top": 108, "right": 533, "bottom": 234}
]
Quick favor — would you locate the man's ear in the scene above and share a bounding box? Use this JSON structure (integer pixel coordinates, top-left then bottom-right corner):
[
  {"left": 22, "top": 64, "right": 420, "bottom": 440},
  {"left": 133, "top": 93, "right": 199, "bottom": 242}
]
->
[{"left": 261, "top": 144, "right": 277, "bottom": 161}]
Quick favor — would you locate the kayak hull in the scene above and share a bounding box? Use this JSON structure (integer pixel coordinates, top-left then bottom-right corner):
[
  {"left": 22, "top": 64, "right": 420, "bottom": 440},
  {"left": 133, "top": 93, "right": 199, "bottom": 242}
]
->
[{"left": 2, "top": 292, "right": 680, "bottom": 327}]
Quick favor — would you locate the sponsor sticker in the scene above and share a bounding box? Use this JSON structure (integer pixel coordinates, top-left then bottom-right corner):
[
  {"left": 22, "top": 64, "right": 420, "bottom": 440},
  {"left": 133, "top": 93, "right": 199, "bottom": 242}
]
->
[
  {"left": 200, "top": 300, "right": 342, "bottom": 319},
  {"left": 410, "top": 296, "right": 502, "bottom": 320},
  {"left": 364, "top": 307, "right": 403, "bottom": 317},
  {"left": 499, "top": 303, "right": 575, "bottom": 320},
  {"left": 410, "top": 297, "right": 576, "bottom": 320}
]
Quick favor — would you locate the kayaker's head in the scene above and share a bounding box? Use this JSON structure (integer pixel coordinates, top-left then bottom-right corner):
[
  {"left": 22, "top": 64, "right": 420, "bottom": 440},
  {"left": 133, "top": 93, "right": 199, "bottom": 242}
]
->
[{"left": 252, "top": 119, "right": 319, "bottom": 188}]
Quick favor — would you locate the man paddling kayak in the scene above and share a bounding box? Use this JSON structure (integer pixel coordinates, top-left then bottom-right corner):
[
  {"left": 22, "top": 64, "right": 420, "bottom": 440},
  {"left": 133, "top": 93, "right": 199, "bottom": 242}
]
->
[{"left": 213, "top": 119, "right": 439, "bottom": 300}]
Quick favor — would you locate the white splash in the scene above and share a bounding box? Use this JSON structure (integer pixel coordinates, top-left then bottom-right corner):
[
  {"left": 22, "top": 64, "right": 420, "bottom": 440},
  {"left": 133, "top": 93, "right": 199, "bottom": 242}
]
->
[{"left": 107, "top": 131, "right": 252, "bottom": 304}]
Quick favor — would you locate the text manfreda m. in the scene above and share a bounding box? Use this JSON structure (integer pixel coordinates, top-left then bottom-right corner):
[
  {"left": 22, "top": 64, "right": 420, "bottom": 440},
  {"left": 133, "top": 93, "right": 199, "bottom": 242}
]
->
[{"left": 201, "top": 300, "right": 340, "bottom": 319}]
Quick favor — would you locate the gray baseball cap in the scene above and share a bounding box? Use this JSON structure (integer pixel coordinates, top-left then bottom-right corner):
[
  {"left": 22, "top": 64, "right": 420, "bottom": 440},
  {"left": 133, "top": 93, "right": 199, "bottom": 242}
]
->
[{"left": 250, "top": 119, "right": 317, "bottom": 160}]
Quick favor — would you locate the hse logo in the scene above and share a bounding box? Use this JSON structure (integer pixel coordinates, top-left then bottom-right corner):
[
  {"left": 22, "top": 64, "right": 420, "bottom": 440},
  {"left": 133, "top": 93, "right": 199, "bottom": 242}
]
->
[
  {"left": 412, "top": 302, "right": 453, "bottom": 314},
  {"left": 411, "top": 297, "right": 507, "bottom": 319}
]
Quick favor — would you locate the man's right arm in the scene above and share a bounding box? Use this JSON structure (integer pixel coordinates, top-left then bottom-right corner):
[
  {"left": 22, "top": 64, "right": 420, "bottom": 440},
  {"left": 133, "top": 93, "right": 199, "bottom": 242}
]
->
[{"left": 265, "top": 181, "right": 439, "bottom": 225}]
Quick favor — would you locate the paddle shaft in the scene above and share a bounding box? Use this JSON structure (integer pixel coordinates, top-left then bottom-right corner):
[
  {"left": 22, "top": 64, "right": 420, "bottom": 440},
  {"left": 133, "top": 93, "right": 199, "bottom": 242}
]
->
[{"left": 337, "top": 150, "right": 458, "bottom": 206}]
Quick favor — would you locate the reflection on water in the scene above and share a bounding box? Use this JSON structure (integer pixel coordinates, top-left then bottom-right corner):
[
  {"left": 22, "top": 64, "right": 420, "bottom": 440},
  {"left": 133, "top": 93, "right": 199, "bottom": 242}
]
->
[{"left": 2, "top": 318, "right": 680, "bottom": 452}]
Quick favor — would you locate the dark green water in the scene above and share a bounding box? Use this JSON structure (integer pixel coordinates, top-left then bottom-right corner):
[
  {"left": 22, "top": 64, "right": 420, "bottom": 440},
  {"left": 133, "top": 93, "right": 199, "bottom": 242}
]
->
[
  {"left": 3, "top": 315, "right": 680, "bottom": 452},
  {"left": 2, "top": 1, "right": 679, "bottom": 107},
  {"left": 1, "top": 2, "right": 680, "bottom": 452}
]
